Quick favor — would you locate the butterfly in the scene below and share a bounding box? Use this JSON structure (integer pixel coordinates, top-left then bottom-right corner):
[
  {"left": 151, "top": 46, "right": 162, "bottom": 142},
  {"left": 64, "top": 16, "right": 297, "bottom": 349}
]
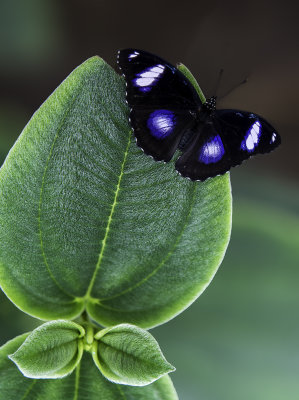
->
[{"left": 117, "top": 48, "right": 281, "bottom": 181}]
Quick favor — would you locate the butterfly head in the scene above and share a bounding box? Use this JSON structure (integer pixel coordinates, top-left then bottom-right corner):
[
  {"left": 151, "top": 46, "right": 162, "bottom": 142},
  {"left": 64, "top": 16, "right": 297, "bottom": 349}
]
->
[
  {"left": 199, "top": 96, "right": 217, "bottom": 122},
  {"left": 204, "top": 96, "right": 217, "bottom": 113}
]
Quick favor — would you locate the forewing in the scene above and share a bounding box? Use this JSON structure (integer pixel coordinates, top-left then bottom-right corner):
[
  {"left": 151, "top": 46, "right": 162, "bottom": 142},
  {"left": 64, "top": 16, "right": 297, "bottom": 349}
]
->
[
  {"left": 117, "top": 49, "right": 201, "bottom": 161},
  {"left": 117, "top": 48, "right": 202, "bottom": 110},
  {"left": 215, "top": 109, "right": 281, "bottom": 166}
]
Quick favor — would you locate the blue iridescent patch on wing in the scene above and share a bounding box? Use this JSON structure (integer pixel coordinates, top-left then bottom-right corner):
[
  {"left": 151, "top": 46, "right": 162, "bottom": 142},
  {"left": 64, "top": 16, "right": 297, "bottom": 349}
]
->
[
  {"left": 199, "top": 135, "right": 225, "bottom": 164},
  {"left": 241, "top": 121, "right": 261, "bottom": 152},
  {"left": 147, "top": 110, "right": 176, "bottom": 139},
  {"left": 133, "top": 64, "right": 165, "bottom": 92}
]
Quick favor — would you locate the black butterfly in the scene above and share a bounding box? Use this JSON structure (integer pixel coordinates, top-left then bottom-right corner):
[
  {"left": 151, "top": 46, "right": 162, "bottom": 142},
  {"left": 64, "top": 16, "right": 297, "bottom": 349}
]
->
[{"left": 117, "top": 49, "right": 281, "bottom": 181}]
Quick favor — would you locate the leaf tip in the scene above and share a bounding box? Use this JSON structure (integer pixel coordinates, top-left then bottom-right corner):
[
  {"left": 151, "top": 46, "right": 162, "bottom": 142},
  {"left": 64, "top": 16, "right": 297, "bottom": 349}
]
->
[
  {"left": 83, "top": 55, "right": 106, "bottom": 69},
  {"left": 168, "top": 363, "right": 176, "bottom": 373},
  {"left": 7, "top": 352, "right": 16, "bottom": 363}
]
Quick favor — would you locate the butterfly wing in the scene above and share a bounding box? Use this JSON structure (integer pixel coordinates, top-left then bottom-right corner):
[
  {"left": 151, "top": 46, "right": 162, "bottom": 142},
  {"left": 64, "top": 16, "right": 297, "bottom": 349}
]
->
[
  {"left": 117, "top": 49, "right": 201, "bottom": 161},
  {"left": 175, "top": 120, "right": 232, "bottom": 181},
  {"left": 130, "top": 108, "right": 197, "bottom": 161},
  {"left": 215, "top": 109, "right": 281, "bottom": 166},
  {"left": 175, "top": 110, "right": 281, "bottom": 181}
]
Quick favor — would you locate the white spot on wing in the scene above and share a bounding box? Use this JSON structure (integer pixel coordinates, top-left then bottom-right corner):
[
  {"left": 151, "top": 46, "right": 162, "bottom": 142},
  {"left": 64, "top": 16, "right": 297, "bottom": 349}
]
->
[
  {"left": 129, "top": 52, "right": 139, "bottom": 59},
  {"left": 134, "top": 64, "right": 165, "bottom": 90},
  {"left": 241, "top": 121, "right": 261, "bottom": 152},
  {"left": 202, "top": 142, "right": 221, "bottom": 158}
]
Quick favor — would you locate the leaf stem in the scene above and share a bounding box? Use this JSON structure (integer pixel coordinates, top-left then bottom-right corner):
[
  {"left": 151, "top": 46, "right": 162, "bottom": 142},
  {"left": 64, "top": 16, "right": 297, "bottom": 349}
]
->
[{"left": 85, "top": 324, "right": 94, "bottom": 346}]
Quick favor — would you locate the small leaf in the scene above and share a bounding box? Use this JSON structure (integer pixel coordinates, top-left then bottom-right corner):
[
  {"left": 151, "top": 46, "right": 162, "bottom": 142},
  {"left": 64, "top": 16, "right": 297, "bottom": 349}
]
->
[
  {"left": 0, "top": 334, "right": 178, "bottom": 400},
  {"left": 93, "top": 323, "right": 175, "bottom": 386},
  {"left": 9, "top": 320, "right": 84, "bottom": 379}
]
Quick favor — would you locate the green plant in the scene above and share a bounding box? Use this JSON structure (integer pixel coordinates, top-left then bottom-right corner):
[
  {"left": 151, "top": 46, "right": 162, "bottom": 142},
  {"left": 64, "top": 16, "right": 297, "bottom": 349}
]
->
[{"left": 0, "top": 56, "right": 231, "bottom": 399}]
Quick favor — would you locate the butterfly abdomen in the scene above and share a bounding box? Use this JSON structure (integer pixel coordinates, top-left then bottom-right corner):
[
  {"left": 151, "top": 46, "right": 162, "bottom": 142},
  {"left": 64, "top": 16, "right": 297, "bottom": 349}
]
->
[{"left": 178, "top": 126, "right": 197, "bottom": 151}]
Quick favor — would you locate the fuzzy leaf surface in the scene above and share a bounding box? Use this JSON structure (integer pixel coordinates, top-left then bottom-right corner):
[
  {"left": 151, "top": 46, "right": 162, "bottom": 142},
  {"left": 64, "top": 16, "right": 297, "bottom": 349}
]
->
[
  {"left": 9, "top": 320, "right": 84, "bottom": 378},
  {"left": 93, "top": 323, "right": 174, "bottom": 386},
  {"left": 0, "top": 334, "right": 178, "bottom": 400},
  {"left": 0, "top": 56, "right": 231, "bottom": 328}
]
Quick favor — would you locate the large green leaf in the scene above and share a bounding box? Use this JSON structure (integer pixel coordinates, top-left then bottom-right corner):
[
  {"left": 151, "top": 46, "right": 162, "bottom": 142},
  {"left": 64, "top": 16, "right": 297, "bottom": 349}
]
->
[
  {"left": 0, "top": 334, "right": 178, "bottom": 400},
  {"left": 0, "top": 56, "right": 231, "bottom": 328}
]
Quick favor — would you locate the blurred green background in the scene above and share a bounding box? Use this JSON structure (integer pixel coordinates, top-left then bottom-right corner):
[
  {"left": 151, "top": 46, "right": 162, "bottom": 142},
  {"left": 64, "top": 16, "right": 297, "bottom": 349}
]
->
[{"left": 0, "top": 1, "right": 298, "bottom": 399}]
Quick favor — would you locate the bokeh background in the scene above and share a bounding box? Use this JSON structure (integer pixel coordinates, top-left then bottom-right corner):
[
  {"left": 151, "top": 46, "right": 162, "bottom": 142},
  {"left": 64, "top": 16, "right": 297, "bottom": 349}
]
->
[{"left": 0, "top": 1, "right": 298, "bottom": 399}]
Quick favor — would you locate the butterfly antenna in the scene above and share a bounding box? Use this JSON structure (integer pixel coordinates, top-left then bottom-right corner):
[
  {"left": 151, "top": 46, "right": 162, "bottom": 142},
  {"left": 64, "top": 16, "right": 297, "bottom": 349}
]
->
[
  {"left": 213, "top": 68, "right": 224, "bottom": 97},
  {"left": 219, "top": 76, "right": 248, "bottom": 100}
]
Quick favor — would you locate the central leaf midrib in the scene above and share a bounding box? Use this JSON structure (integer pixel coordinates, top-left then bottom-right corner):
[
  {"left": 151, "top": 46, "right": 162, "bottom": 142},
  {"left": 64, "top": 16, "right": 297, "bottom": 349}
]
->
[
  {"left": 99, "top": 340, "right": 159, "bottom": 368},
  {"left": 85, "top": 131, "right": 131, "bottom": 299}
]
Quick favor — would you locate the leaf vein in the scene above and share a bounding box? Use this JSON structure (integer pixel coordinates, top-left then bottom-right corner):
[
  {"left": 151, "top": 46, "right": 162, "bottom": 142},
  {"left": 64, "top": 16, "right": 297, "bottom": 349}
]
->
[
  {"left": 116, "top": 385, "right": 127, "bottom": 400},
  {"left": 38, "top": 93, "right": 81, "bottom": 299},
  {"left": 93, "top": 95, "right": 129, "bottom": 133},
  {"left": 84, "top": 131, "right": 132, "bottom": 298},
  {"left": 77, "top": 148, "right": 122, "bottom": 180},
  {"left": 88, "top": 118, "right": 124, "bottom": 154},
  {"left": 99, "top": 183, "right": 197, "bottom": 304},
  {"left": 21, "top": 380, "right": 37, "bottom": 400}
]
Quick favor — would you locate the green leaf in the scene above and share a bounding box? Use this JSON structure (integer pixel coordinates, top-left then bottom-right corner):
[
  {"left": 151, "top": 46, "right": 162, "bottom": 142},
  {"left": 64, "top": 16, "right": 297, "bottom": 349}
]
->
[
  {"left": 0, "top": 56, "right": 232, "bottom": 328},
  {"left": 93, "top": 323, "right": 175, "bottom": 386},
  {"left": 0, "top": 334, "right": 178, "bottom": 400},
  {"left": 9, "top": 320, "right": 84, "bottom": 378}
]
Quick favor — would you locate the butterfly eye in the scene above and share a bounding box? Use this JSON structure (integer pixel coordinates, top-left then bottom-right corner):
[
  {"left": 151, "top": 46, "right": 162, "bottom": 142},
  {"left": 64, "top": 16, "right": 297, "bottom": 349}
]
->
[
  {"left": 240, "top": 121, "right": 261, "bottom": 152},
  {"left": 199, "top": 135, "right": 225, "bottom": 164},
  {"left": 147, "top": 110, "right": 176, "bottom": 139}
]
